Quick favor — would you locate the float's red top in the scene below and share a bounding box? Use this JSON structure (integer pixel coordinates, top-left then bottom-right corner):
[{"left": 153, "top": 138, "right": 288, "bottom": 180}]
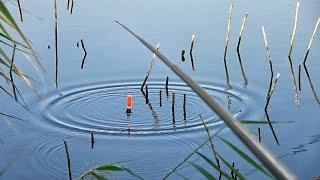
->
[{"left": 126, "top": 95, "right": 132, "bottom": 109}]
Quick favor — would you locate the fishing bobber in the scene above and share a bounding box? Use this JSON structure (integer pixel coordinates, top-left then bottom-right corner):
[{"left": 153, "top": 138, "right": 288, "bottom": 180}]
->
[{"left": 126, "top": 95, "right": 133, "bottom": 113}]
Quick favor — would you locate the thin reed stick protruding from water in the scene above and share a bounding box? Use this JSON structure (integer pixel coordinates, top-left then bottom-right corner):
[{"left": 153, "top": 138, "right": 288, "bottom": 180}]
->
[
  {"left": 10, "top": 44, "right": 18, "bottom": 102},
  {"left": 298, "top": 64, "right": 301, "bottom": 91},
  {"left": 189, "top": 35, "right": 195, "bottom": 54},
  {"left": 90, "top": 132, "right": 94, "bottom": 149},
  {"left": 199, "top": 114, "right": 221, "bottom": 171},
  {"left": 189, "top": 35, "right": 196, "bottom": 71},
  {"left": 70, "top": 0, "right": 74, "bottom": 15},
  {"left": 303, "top": 17, "right": 320, "bottom": 66},
  {"left": 236, "top": 12, "right": 249, "bottom": 87},
  {"left": 262, "top": 26, "right": 274, "bottom": 95},
  {"left": 181, "top": 50, "right": 185, "bottom": 62},
  {"left": 145, "top": 84, "right": 149, "bottom": 104},
  {"left": 63, "top": 140, "right": 72, "bottom": 180},
  {"left": 165, "top": 76, "right": 169, "bottom": 98},
  {"left": 303, "top": 66, "right": 320, "bottom": 107},
  {"left": 67, "top": 0, "right": 70, "bottom": 10},
  {"left": 231, "top": 162, "right": 235, "bottom": 178},
  {"left": 17, "top": 0, "right": 23, "bottom": 22},
  {"left": 141, "top": 43, "right": 160, "bottom": 90},
  {"left": 258, "top": 126, "right": 261, "bottom": 142},
  {"left": 264, "top": 73, "right": 281, "bottom": 145},
  {"left": 172, "top": 92, "right": 175, "bottom": 123},
  {"left": 80, "top": 39, "right": 87, "bottom": 69},
  {"left": 288, "top": 2, "right": 300, "bottom": 57},
  {"left": 183, "top": 94, "right": 186, "bottom": 119},
  {"left": 159, "top": 90, "right": 162, "bottom": 107},
  {"left": 237, "top": 12, "right": 248, "bottom": 51},
  {"left": 54, "top": 0, "right": 59, "bottom": 88},
  {"left": 190, "top": 52, "right": 196, "bottom": 71},
  {"left": 223, "top": 4, "right": 233, "bottom": 90},
  {"left": 288, "top": 56, "right": 300, "bottom": 106},
  {"left": 262, "top": 26, "right": 280, "bottom": 145}
]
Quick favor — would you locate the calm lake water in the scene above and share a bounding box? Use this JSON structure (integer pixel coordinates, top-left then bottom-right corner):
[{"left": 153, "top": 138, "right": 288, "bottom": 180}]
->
[{"left": 1, "top": 0, "right": 320, "bottom": 179}]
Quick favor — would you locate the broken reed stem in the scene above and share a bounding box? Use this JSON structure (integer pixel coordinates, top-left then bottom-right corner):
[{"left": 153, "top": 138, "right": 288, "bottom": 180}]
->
[
  {"left": 223, "top": 4, "right": 233, "bottom": 90},
  {"left": 189, "top": 35, "right": 195, "bottom": 54},
  {"left": 67, "top": 0, "right": 70, "bottom": 10},
  {"left": 288, "top": 56, "right": 300, "bottom": 106},
  {"left": 54, "top": 0, "right": 59, "bottom": 88},
  {"left": 288, "top": 2, "right": 300, "bottom": 57},
  {"left": 236, "top": 12, "right": 249, "bottom": 87},
  {"left": 236, "top": 51, "right": 248, "bottom": 87},
  {"left": 17, "top": 0, "right": 23, "bottom": 22},
  {"left": 262, "top": 26, "right": 274, "bottom": 95},
  {"left": 63, "top": 140, "right": 72, "bottom": 180},
  {"left": 264, "top": 73, "right": 281, "bottom": 145},
  {"left": 189, "top": 35, "right": 196, "bottom": 71},
  {"left": 258, "top": 126, "right": 261, "bottom": 142},
  {"left": 183, "top": 94, "right": 186, "bottom": 118},
  {"left": 172, "top": 92, "right": 175, "bottom": 123},
  {"left": 165, "top": 76, "right": 169, "bottom": 97},
  {"left": 159, "top": 90, "right": 162, "bottom": 107},
  {"left": 237, "top": 12, "right": 248, "bottom": 51},
  {"left": 262, "top": 26, "right": 280, "bottom": 145},
  {"left": 91, "top": 132, "right": 94, "bottom": 149},
  {"left": 303, "top": 17, "right": 320, "bottom": 66},
  {"left": 298, "top": 64, "right": 301, "bottom": 91},
  {"left": 10, "top": 44, "right": 18, "bottom": 101},
  {"left": 70, "top": 0, "right": 74, "bottom": 15},
  {"left": 181, "top": 50, "right": 185, "bottom": 62},
  {"left": 145, "top": 84, "right": 149, "bottom": 104},
  {"left": 199, "top": 114, "right": 221, "bottom": 170},
  {"left": 80, "top": 39, "right": 87, "bottom": 69},
  {"left": 141, "top": 43, "right": 160, "bottom": 90},
  {"left": 190, "top": 52, "right": 196, "bottom": 71}
]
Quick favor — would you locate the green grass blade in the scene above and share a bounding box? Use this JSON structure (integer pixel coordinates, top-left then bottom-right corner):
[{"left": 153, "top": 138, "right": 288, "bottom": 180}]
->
[
  {"left": 95, "top": 164, "right": 124, "bottom": 171},
  {"left": 196, "top": 152, "right": 233, "bottom": 180},
  {"left": 191, "top": 163, "right": 216, "bottom": 180},
  {"left": 163, "top": 126, "right": 226, "bottom": 179},
  {"left": 219, "top": 137, "right": 272, "bottom": 178},
  {"left": 94, "top": 164, "right": 143, "bottom": 180},
  {"left": 214, "top": 151, "right": 245, "bottom": 180}
]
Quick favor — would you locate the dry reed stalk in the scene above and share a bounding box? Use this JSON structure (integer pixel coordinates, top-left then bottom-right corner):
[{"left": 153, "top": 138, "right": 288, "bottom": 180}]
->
[
  {"left": 80, "top": 39, "right": 87, "bottom": 69},
  {"left": 303, "top": 17, "right": 320, "bottom": 66},
  {"left": 223, "top": 4, "right": 233, "bottom": 89},
  {"left": 199, "top": 114, "right": 221, "bottom": 173},
  {"left": 141, "top": 43, "right": 160, "bottom": 90},
  {"left": 288, "top": 2, "right": 300, "bottom": 56}
]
